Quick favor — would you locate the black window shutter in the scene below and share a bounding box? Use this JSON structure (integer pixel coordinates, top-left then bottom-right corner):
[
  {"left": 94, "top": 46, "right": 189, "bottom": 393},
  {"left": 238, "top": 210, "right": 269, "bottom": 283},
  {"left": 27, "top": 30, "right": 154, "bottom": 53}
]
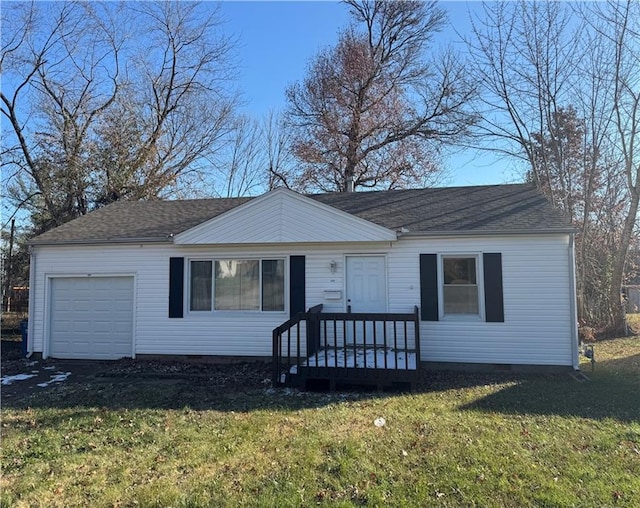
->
[
  {"left": 289, "top": 256, "right": 306, "bottom": 317},
  {"left": 169, "top": 257, "right": 184, "bottom": 318},
  {"left": 419, "top": 254, "right": 439, "bottom": 321},
  {"left": 483, "top": 253, "right": 504, "bottom": 322}
]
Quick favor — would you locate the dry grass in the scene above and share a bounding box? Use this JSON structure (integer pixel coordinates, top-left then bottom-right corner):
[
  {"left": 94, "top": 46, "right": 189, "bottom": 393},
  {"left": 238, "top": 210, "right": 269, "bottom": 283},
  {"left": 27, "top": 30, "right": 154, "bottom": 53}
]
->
[
  {"left": 1, "top": 336, "right": 639, "bottom": 507},
  {"left": 627, "top": 313, "right": 640, "bottom": 333}
]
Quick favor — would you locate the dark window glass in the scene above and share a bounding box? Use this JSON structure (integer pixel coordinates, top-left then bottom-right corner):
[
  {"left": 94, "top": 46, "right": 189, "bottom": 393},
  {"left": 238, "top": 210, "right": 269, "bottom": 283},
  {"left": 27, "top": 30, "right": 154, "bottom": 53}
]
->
[
  {"left": 190, "top": 261, "right": 212, "bottom": 311},
  {"left": 262, "top": 259, "right": 285, "bottom": 311}
]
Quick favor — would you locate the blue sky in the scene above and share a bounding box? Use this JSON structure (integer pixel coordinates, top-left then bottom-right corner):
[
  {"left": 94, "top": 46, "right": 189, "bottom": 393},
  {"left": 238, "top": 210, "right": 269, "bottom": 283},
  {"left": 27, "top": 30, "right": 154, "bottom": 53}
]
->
[{"left": 219, "top": 0, "right": 522, "bottom": 187}]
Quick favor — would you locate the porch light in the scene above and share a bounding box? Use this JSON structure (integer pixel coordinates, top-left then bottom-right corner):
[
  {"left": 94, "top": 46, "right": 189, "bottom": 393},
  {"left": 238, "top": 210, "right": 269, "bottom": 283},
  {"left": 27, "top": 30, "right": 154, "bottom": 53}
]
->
[{"left": 330, "top": 260, "right": 337, "bottom": 273}]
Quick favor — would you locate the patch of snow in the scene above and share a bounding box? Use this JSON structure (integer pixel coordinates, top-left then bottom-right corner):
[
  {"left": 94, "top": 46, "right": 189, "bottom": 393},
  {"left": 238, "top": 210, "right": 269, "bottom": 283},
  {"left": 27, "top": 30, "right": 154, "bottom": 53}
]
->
[
  {"left": 25, "top": 360, "right": 38, "bottom": 367},
  {"left": 289, "top": 347, "right": 417, "bottom": 374},
  {"left": 43, "top": 366, "right": 57, "bottom": 371},
  {"left": 1, "top": 373, "right": 37, "bottom": 385},
  {"left": 37, "top": 371, "right": 71, "bottom": 388}
]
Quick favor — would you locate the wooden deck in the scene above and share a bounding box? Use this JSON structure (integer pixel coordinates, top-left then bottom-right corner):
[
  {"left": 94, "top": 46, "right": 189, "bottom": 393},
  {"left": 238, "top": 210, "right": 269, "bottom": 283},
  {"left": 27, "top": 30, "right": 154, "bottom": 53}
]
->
[{"left": 272, "top": 306, "right": 420, "bottom": 390}]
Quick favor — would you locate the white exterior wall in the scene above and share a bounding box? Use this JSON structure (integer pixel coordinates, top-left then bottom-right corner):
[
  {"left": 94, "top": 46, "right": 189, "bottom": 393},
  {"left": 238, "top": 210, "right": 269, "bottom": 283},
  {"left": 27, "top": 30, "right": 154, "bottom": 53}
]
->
[
  {"left": 388, "top": 236, "right": 575, "bottom": 366},
  {"left": 30, "top": 233, "right": 575, "bottom": 366}
]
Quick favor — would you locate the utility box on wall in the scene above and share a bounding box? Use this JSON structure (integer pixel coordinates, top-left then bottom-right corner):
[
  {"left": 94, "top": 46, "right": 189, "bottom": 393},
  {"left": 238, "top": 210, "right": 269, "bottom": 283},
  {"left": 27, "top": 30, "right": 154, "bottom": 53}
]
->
[{"left": 323, "top": 290, "right": 342, "bottom": 300}]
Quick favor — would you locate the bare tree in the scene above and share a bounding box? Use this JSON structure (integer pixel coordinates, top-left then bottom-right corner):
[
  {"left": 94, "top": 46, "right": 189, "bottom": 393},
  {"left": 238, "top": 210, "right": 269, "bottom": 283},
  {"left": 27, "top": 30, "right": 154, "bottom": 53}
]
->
[
  {"left": 283, "top": 0, "right": 476, "bottom": 192},
  {"left": 195, "top": 110, "right": 300, "bottom": 197},
  {"left": 204, "top": 115, "right": 267, "bottom": 198},
  {"left": 466, "top": 1, "right": 582, "bottom": 190},
  {"left": 1, "top": 1, "right": 237, "bottom": 231},
  {"left": 589, "top": 0, "right": 640, "bottom": 332},
  {"left": 263, "top": 110, "right": 297, "bottom": 191},
  {"left": 1, "top": 2, "right": 123, "bottom": 229},
  {"left": 467, "top": 0, "right": 639, "bottom": 333}
]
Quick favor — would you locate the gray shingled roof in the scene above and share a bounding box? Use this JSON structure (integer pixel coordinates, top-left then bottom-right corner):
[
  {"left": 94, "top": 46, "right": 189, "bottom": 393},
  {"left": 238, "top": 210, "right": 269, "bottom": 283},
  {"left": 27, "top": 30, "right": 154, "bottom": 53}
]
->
[{"left": 30, "top": 184, "right": 572, "bottom": 245}]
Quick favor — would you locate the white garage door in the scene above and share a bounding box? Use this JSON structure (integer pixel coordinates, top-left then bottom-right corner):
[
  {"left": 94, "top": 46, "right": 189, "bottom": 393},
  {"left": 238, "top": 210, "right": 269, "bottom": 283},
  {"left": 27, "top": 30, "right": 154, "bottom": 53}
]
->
[{"left": 49, "top": 277, "right": 134, "bottom": 360}]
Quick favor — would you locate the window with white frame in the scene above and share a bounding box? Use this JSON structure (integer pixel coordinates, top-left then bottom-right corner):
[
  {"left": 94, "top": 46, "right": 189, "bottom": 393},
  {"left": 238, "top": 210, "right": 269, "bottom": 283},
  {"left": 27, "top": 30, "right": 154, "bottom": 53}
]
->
[
  {"left": 442, "top": 256, "right": 479, "bottom": 315},
  {"left": 190, "top": 261, "right": 213, "bottom": 311},
  {"left": 189, "top": 259, "right": 285, "bottom": 312}
]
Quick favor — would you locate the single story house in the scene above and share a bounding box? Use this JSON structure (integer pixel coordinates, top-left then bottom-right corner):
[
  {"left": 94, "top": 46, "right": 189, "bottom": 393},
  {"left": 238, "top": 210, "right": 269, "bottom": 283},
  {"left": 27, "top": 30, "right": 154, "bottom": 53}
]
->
[{"left": 27, "top": 184, "right": 579, "bottom": 370}]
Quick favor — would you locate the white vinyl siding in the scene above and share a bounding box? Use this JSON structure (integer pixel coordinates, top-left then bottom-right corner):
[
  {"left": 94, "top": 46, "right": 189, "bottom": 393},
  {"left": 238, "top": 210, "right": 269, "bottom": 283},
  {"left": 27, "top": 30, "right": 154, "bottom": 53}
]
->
[
  {"left": 30, "top": 233, "right": 574, "bottom": 366},
  {"left": 174, "top": 188, "right": 396, "bottom": 244},
  {"left": 388, "top": 236, "right": 574, "bottom": 366}
]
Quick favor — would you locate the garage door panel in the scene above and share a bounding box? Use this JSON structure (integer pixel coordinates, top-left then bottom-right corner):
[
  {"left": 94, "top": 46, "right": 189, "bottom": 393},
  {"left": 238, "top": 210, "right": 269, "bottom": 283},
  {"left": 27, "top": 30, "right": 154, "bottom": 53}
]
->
[
  {"left": 73, "top": 300, "right": 92, "bottom": 312},
  {"left": 51, "top": 318, "right": 72, "bottom": 330},
  {"left": 74, "top": 342, "right": 91, "bottom": 354},
  {"left": 76, "top": 278, "right": 92, "bottom": 287},
  {"left": 49, "top": 277, "right": 134, "bottom": 360},
  {"left": 94, "top": 320, "right": 114, "bottom": 333},
  {"left": 93, "top": 343, "right": 113, "bottom": 354},
  {"left": 50, "top": 340, "right": 71, "bottom": 354},
  {"left": 113, "top": 300, "right": 133, "bottom": 312},
  {"left": 52, "top": 299, "right": 73, "bottom": 312},
  {"left": 111, "top": 326, "right": 131, "bottom": 337},
  {"left": 114, "top": 322, "right": 132, "bottom": 333},
  {"left": 55, "top": 279, "right": 74, "bottom": 290}
]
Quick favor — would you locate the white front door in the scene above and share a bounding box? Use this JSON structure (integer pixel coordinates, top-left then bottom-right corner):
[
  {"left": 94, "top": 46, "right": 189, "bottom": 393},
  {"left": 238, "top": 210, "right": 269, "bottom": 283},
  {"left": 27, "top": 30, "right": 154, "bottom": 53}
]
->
[{"left": 346, "top": 256, "right": 387, "bottom": 344}]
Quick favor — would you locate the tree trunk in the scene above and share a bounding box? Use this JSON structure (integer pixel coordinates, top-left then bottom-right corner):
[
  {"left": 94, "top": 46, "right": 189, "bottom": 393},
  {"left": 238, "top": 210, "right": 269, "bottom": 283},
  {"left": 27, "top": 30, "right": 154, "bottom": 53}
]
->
[{"left": 609, "top": 187, "right": 638, "bottom": 335}]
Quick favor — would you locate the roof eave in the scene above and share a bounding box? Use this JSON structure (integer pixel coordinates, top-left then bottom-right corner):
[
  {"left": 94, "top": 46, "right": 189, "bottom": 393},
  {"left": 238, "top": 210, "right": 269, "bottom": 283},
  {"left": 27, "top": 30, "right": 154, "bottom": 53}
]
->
[
  {"left": 28, "top": 237, "right": 173, "bottom": 247},
  {"left": 399, "top": 228, "right": 576, "bottom": 238}
]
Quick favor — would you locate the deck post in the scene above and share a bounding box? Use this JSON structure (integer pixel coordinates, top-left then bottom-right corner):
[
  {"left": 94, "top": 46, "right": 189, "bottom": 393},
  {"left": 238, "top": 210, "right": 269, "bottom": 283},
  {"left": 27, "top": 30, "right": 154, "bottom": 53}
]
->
[
  {"left": 306, "top": 304, "right": 323, "bottom": 358},
  {"left": 414, "top": 306, "right": 421, "bottom": 372},
  {"left": 307, "top": 313, "right": 318, "bottom": 357},
  {"left": 272, "top": 328, "right": 280, "bottom": 386}
]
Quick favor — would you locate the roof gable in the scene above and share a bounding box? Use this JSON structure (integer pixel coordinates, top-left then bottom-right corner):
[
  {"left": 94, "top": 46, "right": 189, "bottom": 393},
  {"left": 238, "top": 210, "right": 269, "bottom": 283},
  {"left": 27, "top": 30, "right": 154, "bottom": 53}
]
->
[{"left": 173, "top": 188, "right": 397, "bottom": 245}]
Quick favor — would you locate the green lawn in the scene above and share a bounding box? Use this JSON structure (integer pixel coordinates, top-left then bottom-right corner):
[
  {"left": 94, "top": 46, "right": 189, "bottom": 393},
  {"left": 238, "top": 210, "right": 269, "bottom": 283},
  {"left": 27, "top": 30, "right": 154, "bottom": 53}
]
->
[{"left": 2, "top": 337, "right": 639, "bottom": 507}]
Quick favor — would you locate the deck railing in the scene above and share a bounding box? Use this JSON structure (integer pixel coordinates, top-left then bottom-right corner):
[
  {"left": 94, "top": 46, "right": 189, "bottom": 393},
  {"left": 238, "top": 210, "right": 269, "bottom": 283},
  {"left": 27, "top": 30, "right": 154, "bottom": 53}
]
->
[{"left": 272, "top": 305, "right": 421, "bottom": 389}]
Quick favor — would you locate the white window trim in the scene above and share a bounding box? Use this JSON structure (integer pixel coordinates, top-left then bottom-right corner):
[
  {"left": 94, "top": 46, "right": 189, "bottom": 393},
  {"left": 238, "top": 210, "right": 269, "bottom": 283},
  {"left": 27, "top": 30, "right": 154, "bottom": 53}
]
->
[
  {"left": 438, "top": 253, "right": 485, "bottom": 321},
  {"left": 186, "top": 257, "right": 287, "bottom": 315}
]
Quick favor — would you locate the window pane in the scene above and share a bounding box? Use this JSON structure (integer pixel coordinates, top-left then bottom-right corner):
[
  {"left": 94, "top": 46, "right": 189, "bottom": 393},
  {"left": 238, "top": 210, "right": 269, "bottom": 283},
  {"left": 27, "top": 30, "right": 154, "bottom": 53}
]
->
[
  {"left": 262, "top": 259, "right": 285, "bottom": 311},
  {"left": 190, "top": 261, "right": 212, "bottom": 311},
  {"left": 443, "top": 257, "right": 479, "bottom": 315},
  {"left": 215, "top": 260, "right": 259, "bottom": 310},
  {"left": 444, "top": 286, "right": 479, "bottom": 314},
  {"left": 444, "top": 258, "right": 477, "bottom": 285}
]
